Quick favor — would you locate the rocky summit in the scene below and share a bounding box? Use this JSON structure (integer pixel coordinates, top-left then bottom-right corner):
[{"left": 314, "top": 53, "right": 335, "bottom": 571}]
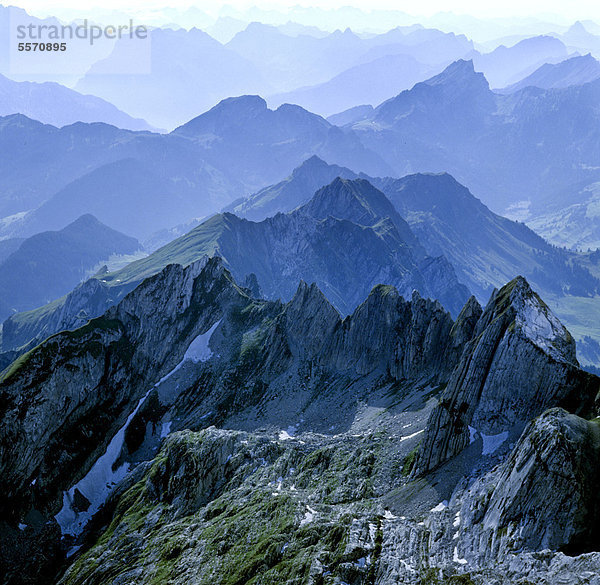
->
[{"left": 0, "top": 258, "right": 598, "bottom": 585}]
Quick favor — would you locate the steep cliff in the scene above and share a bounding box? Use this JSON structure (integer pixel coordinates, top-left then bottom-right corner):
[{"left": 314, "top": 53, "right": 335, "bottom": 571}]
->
[
  {"left": 415, "top": 276, "right": 599, "bottom": 474},
  {"left": 2, "top": 263, "right": 598, "bottom": 585}
]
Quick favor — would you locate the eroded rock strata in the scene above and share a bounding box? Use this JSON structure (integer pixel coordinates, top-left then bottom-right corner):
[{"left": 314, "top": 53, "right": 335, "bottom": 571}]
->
[{"left": 0, "top": 262, "right": 598, "bottom": 584}]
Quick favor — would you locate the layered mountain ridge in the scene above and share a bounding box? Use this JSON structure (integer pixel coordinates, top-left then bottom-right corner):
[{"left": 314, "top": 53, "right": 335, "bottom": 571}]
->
[
  {"left": 0, "top": 256, "right": 598, "bottom": 584},
  {"left": 0, "top": 98, "right": 389, "bottom": 239},
  {"left": 0, "top": 74, "right": 154, "bottom": 131},
  {"left": 221, "top": 156, "right": 600, "bottom": 368},
  {"left": 0, "top": 176, "right": 470, "bottom": 353},
  {"left": 0, "top": 214, "right": 140, "bottom": 321},
  {"left": 345, "top": 58, "right": 600, "bottom": 224}
]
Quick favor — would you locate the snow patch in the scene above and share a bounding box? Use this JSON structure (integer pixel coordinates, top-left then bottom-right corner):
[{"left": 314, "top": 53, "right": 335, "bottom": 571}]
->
[
  {"left": 279, "top": 430, "right": 294, "bottom": 440},
  {"left": 383, "top": 510, "right": 397, "bottom": 520},
  {"left": 300, "top": 505, "right": 317, "bottom": 526},
  {"left": 0, "top": 211, "right": 27, "bottom": 229},
  {"left": 453, "top": 546, "right": 468, "bottom": 565},
  {"left": 400, "top": 429, "right": 424, "bottom": 442},
  {"left": 399, "top": 559, "right": 417, "bottom": 573},
  {"left": 468, "top": 426, "right": 477, "bottom": 444},
  {"left": 54, "top": 319, "right": 221, "bottom": 535},
  {"left": 430, "top": 500, "right": 448, "bottom": 513},
  {"left": 55, "top": 386, "right": 154, "bottom": 536},
  {"left": 155, "top": 320, "right": 221, "bottom": 386},
  {"left": 481, "top": 431, "right": 509, "bottom": 455}
]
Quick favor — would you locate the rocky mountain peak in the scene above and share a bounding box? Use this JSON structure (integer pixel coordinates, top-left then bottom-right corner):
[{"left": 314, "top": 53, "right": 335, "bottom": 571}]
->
[
  {"left": 0, "top": 256, "right": 246, "bottom": 523},
  {"left": 415, "top": 276, "right": 599, "bottom": 474},
  {"left": 424, "top": 58, "right": 490, "bottom": 92},
  {"left": 291, "top": 154, "right": 329, "bottom": 176},
  {"left": 280, "top": 280, "right": 341, "bottom": 357},
  {"left": 300, "top": 177, "right": 420, "bottom": 248},
  {"left": 460, "top": 408, "right": 600, "bottom": 558},
  {"left": 289, "top": 155, "right": 354, "bottom": 182},
  {"left": 172, "top": 95, "right": 268, "bottom": 136},
  {"left": 495, "top": 275, "right": 577, "bottom": 364},
  {"left": 450, "top": 295, "right": 483, "bottom": 346},
  {"left": 567, "top": 20, "right": 590, "bottom": 37}
]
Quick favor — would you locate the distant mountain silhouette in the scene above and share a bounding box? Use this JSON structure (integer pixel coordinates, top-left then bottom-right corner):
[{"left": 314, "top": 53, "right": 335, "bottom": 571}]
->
[
  {"left": 0, "top": 214, "right": 139, "bottom": 320},
  {"left": 344, "top": 59, "right": 600, "bottom": 217},
  {"left": 500, "top": 54, "right": 600, "bottom": 92},
  {"left": 0, "top": 100, "right": 390, "bottom": 239},
  {"left": 0, "top": 74, "right": 154, "bottom": 131}
]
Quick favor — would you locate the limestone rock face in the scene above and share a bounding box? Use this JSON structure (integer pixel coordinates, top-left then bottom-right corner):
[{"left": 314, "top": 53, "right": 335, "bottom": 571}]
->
[
  {"left": 0, "top": 257, "right": 243, "bottom": 520},
  {"left": 168, "top": 281, "right": 479, "bottom": 438},
  {"left": 323, "top": 286, "right": 476, "bottom": 380},
  {"left": 3, "top": 264, "right": 600, "bottom": 585},
  {"left": 1, "top": 276, "right": 132, "bottom": 352},
  {"left": 460, "top": 408, "right": 600, "bottom": 560},
  {"left": 416, "top": 276, "right": 600, "bottom": 474}
]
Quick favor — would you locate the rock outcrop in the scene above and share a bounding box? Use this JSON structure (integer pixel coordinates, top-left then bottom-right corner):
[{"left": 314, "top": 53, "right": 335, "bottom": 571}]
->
[
  {"left": 57, "top": 411, "right": 600, "bottom": 585},
  {"left": 415, "top": 276, "right": 600, "bottom": 474},
  {"left": 58, "top": 427, "right": 395, "bottom": 585},
  {"left": 0, "top": 257, "right": 246, "bottom": 521},
  {"left": 167, "top": 280, "right": 478, "bottom": 438},
  {"left": 3, "top": 265, "right": 599, "bottom": 585},
  {"left": 459, "top": 408, "right": 600, "bottom": 560}
]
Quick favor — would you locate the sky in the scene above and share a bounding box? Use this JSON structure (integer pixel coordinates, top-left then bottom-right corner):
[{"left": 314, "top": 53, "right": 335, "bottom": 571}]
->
[{"left": 7, "top": 0, "right": 593, "bottom": 21}]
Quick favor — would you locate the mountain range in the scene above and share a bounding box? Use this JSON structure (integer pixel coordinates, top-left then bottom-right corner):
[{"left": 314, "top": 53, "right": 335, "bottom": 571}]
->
[
  {"left": 230, "top": 156, "right": 600, "bottom": 300},
  {"left": 3, "top": 8, "right": 600, "bottom": 585},
  {"left": 4, "top": 162, "right": 600, "bottom": 371},
  {"left": 0, "top": 4, "right": 590, "bottom": 132},
  {"left": 0, "top": 257, "right": 598, "bottom": 584},
  {"left": 471, "top": 34, "right": 569, "bottom": 87},
  {"left": 71, "top": 22, "right": 474, "bottom": 129},
  {"left": 343, "top": 58, "right": 600, "bottom": 223},
  {"left": 0, "top": 74, "right": 154, "bottom": 131},
  {"left": 223, "top": 157, "right": 600, "bottom": 367},
  {"left": 0, "top": 176, "right": 470, "bottom": 354},
  {"left": 12, "top": 55, "right": 600, "bottom": 254},
  {"left": 268, "top": 53, "right": 437, "bottom": 117},
  {"left": 74, "top": 27, "right": 269, "bottom": 130},
  {"left": 499, "top": 53, "right": 600, "bottom": 92},
  {"left": 0, "top": 99, "right": 390, "bottom": 239},
  {"left": 0, "top": 215, "right": 139, "bottom": 321}
]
